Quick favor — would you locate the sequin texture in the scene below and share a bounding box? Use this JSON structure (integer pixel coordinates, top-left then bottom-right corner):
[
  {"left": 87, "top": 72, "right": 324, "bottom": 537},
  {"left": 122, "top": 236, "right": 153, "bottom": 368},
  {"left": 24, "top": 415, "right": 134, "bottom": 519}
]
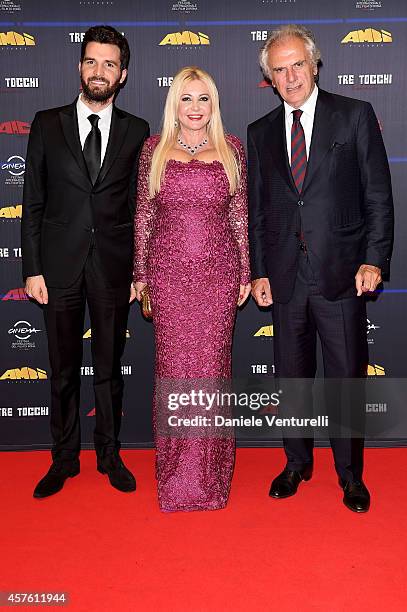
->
[{"left": 133, "top": 134, "right": 250, "bottom": 512}]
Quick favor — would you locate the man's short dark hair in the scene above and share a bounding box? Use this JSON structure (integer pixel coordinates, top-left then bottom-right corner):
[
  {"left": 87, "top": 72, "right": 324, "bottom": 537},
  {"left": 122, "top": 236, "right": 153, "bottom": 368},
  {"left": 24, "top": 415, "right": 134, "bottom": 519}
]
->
[{"left": 80, "top": 25, "right": 130, "bottom": 71}]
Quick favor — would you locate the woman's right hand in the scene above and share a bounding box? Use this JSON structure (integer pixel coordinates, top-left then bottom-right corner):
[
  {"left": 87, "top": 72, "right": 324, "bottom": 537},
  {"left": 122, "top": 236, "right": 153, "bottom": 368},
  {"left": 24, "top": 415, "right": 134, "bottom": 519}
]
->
[{"left": 133, "top": 281, "right": 147, "bottom": 302}]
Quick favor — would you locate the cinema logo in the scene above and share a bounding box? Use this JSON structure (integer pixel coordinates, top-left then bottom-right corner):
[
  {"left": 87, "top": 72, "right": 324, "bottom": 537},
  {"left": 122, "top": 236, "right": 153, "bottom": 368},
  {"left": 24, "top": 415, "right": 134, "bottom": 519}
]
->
[
  {"left": 254, "top": 325, "right": 274, "bottom": 337},
  {"left": 0, "top": 367, "right": 47, "bottom": 381},
  {"left": 83, "top": 328, "right": 130, "bottom": 338},
  {"left": 1, "top": 155, "right": 25, "bottom": 186},
  {"left": 8, "top": 320, "right": 42, "bottom": 350},
  {"left": 2, "top": 155, "right": 25, "bottom": 174},
  {"left": 159, "top": 31, "right": 210, "bottom": 46},
  {"left": 0, "top": 406, "right": 49, "bottom": 417},
  {"left": 341, "top": 28, "right": 392, "bottom": 45},
  {"left": 4, "top": 77, "right": 39, "bottom": 88},
  {"left": 0, "top": 204, "right": 22, "bottom": 219},
  {"left": 0, "top": 31, "right": 35, "bottom": 46},
  {"left": 1, "top": 287, "right": 28, "bottom": 301}
]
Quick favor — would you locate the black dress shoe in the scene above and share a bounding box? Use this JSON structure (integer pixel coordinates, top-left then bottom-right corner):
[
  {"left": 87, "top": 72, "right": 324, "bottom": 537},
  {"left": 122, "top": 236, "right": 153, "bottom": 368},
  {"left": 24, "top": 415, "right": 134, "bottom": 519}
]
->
[
  {"left": 33, "top": 459, "right": 80, "bottom": 498},
  {"left": 339, "top": 478, "right": 370, "bottom": 513},
  {"left": 97, "top": 453, "right": 136, "bottom": 493},
  {"left": 269, "top": 465, "right": 313, "bottom": 499}
]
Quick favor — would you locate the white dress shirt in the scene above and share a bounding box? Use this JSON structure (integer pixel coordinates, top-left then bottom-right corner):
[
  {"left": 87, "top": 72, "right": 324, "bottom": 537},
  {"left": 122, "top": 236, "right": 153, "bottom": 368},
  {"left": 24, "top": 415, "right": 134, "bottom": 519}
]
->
[
  {"left": 76, "top": 94, "right": 113, "bottom": 164},
  {"left": 284, "top": 85, "right": 319, "bottom": 164}
]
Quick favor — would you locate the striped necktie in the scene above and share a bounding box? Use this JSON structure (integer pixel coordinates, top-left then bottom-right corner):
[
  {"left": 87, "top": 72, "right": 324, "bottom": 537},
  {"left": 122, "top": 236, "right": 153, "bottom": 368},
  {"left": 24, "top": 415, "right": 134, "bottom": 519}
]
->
[{"left": 291, "top": 109, "right": 307, "bottom": 193}]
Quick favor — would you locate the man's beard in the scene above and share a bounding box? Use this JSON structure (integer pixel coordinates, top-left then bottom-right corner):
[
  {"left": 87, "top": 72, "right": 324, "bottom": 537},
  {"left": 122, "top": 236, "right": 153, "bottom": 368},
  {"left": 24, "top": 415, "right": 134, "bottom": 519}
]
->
[{"left": 81, "top": 75, "right": 122, "bottom": 103}]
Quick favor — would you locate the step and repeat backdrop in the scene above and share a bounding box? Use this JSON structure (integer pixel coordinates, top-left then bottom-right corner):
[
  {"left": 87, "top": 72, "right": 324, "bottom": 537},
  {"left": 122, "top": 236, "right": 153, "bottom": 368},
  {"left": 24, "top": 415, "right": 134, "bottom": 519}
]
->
[{"left": 0, "top": 0, "right": 406, "bottom": 450}]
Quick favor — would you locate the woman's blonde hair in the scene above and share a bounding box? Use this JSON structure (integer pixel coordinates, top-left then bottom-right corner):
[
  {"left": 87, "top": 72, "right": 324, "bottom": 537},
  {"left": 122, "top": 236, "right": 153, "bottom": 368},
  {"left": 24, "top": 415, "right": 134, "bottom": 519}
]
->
[{"left": 148, "top": 66, "right": 240, "bottom": 198}]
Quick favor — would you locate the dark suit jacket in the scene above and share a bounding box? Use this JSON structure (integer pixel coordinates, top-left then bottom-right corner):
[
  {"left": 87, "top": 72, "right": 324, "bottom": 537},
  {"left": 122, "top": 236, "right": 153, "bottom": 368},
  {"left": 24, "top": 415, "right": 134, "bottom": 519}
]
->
[
  {"left": 248, "top": 88, "right": 394, "bottom": 303},
  {"left": 22, "top": 100, "right": 149, "bottom": 288}
]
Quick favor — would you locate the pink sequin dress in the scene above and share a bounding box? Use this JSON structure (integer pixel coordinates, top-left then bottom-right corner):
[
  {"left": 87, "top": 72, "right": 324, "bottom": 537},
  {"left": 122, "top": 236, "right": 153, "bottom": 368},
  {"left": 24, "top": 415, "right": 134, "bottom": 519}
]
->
[{"left": 133, "top": 134, "right": 250, "bottom": 512}]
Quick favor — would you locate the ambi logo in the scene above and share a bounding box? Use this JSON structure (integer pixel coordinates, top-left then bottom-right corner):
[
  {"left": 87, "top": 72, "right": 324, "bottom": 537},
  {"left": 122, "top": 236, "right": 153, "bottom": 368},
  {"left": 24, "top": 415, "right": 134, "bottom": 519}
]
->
[
  {"left": 1, "top": 288, "right": 28, "bottom": 301},
  {"left": 254, "top": 325, "right": 274, "bottom": 337},
  {"left": 0, "top": 31, "right": 35, "bottom": 45},
  {"left": 341, "top": 28, "right": 392, "bottom": 44},
  {"left": 0, "top": 204, "right": 22, "bottom": 218},
  {"left": 0, "top": 121, "right": 30, "bottom": 134},
  {"left": 159, "top": 31, "right": 209, "bottom": 45},
  {"left": 0, "top": 367, "right": 47, "bottom": 380}
]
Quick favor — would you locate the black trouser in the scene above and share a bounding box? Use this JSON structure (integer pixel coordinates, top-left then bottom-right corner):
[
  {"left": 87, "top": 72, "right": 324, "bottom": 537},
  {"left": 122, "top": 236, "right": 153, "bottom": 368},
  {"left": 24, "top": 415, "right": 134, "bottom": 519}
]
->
[
  {"left": 43, "top": 240, "right": 130, "bottom": 462},
  {"left": 272, "top": 249, "right": 368, "bottom": 482}
]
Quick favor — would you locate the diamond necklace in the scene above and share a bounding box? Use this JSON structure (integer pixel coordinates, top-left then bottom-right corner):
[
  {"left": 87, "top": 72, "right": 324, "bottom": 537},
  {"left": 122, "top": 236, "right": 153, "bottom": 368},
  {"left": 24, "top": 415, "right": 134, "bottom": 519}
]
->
[{"left": 177, "top": 136, "right": 208, "bottom": 155}]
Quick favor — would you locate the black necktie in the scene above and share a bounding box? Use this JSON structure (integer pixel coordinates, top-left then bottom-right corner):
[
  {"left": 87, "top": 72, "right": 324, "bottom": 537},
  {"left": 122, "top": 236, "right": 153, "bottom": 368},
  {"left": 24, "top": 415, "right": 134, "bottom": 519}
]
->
[{"left": 83, "top": 114, "right": 101, "bottom": 184}]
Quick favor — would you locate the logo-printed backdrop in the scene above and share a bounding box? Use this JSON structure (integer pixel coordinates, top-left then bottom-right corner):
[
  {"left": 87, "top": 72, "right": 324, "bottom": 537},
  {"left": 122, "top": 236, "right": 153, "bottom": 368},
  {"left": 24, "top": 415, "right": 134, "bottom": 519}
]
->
[{"left": 0, "top": 0, "right": 406, "bottom": 450}]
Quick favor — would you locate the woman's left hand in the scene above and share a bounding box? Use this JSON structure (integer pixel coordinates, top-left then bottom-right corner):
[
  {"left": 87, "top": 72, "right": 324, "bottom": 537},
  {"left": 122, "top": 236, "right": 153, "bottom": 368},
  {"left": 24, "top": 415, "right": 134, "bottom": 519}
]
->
[
  {"left": 132, "top": 281, "right": 147, "bottom": 302},
  {"left": 237, "top": 283, "right": 251, "bottom": 307}
]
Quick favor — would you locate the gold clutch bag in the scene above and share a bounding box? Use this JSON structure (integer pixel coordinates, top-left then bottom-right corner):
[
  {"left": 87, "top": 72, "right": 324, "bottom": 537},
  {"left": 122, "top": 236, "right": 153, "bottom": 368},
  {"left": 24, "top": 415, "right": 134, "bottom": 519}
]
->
[{"left": 140, "top": 287, "right": 153, "bottom": 319}]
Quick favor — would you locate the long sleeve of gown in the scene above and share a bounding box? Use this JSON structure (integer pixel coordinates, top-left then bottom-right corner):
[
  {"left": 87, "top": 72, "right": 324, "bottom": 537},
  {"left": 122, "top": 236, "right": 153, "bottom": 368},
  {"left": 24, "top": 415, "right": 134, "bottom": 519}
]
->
[
  {"left": 133, "top": 137, "right": 157, "bottom": 283},
  {"left": 227, "top": 135, "right": 251, "bottom": 285}
]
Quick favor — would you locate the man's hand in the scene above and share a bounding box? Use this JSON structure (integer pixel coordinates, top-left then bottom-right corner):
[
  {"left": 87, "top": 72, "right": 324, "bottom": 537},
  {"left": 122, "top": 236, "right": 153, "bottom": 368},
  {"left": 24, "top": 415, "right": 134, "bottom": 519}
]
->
[
  {"left": 355, "top": 264, "right": 382, "bottom": 296},
  {"left": 251, "top": 277, "right": 273, "bottom": 306},
  {"left": 25, "top": 275, "right": 48, "bottom": 304},
  {"left": 133, "top": 281, "right": 147, "bottom": 302}
]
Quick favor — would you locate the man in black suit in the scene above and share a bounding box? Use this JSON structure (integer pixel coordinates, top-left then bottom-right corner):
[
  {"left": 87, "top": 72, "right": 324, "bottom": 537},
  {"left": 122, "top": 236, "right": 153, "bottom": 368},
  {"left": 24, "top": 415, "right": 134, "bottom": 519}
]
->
[
  {"left": 22, "top": 25, "right": 149, "bottom": 498},
  {"left": 248, "top": 24, "right": 393, "bottom": 512}
]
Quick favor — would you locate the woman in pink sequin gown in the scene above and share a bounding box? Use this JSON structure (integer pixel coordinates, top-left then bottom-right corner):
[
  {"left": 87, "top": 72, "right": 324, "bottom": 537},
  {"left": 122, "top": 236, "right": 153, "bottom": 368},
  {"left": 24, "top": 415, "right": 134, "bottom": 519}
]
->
[{"left": 133, "top": 67, "right": 251, "bottom": 512}]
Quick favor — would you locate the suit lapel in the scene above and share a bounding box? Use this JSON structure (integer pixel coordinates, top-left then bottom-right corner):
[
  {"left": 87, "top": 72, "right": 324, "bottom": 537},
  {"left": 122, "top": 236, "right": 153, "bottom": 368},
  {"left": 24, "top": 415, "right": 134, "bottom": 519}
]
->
[
  {"left": 302, "top": 89, "right": 338, "bottom": 193},
  {"left": 59, "top": 101, "right": 90, "bottom": 181},
  {"left": 96, "top": 106, "right": 130, "bottom": 186},
  {"left": 268, "top": 107, "right": 297, "bottom": 194}
]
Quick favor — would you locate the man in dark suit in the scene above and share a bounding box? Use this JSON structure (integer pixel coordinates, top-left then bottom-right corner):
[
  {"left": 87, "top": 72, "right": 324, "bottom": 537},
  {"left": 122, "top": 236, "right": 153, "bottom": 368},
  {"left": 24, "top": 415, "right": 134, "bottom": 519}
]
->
[
  {"left": 248, "top": 24, "right": 393, "bottom": 512},
  {"left": 22, "top": 25, "right": 149, "bottom": 498}
]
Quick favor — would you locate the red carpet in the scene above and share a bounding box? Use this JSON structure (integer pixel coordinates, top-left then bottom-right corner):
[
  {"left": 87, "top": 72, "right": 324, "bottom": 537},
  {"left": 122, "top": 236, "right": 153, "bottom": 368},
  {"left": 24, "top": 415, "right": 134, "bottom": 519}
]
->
[{"left": 1, "top": 448, "right": 406, "bottom": 611}]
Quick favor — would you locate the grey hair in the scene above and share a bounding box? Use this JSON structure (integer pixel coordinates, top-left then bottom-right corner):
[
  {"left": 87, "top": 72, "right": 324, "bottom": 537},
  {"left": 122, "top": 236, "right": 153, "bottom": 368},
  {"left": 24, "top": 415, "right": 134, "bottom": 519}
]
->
[{"left": 259, "top": 24, "right": 322, "bottom": 79}]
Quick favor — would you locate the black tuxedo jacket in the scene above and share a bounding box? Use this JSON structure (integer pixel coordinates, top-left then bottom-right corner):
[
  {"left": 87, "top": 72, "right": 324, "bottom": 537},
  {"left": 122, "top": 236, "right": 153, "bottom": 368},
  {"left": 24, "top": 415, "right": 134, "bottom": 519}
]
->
[
  {"left": 22, "top": 100, "right": 149, "bottom": 288},
  {"left": 248, "top": 88, "right": 394, "bottom": 303}
]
